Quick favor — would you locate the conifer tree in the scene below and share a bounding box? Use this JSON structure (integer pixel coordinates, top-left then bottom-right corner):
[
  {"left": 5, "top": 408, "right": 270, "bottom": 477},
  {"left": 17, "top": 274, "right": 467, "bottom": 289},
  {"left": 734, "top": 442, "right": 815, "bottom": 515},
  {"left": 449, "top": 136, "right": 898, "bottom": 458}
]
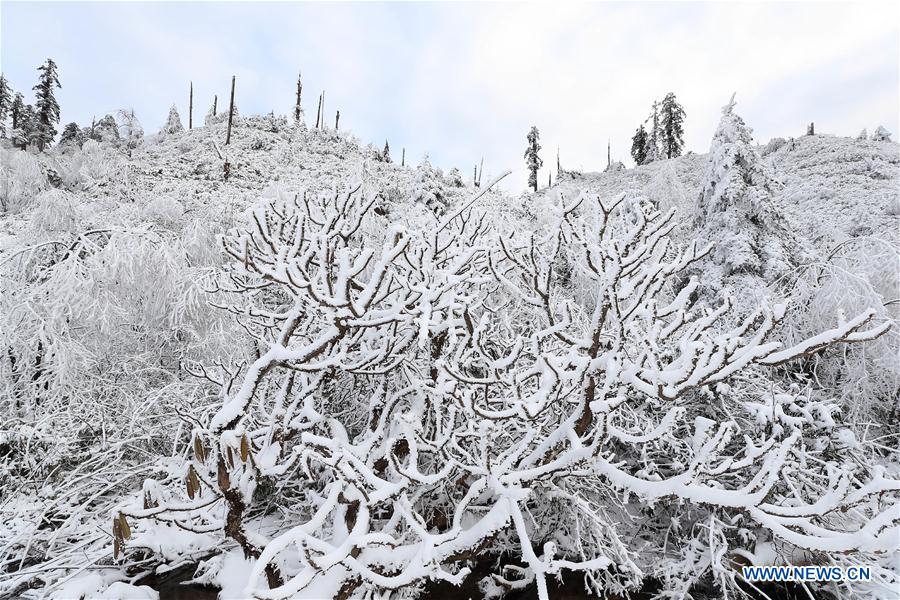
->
[
  {"left": 33, "top": 58, "right": 61, "bottom": 150},
  {"left": 383, "top": 140, "right": 391, "bottom": 163},
  {"left": 646, "top": 100, "right": 660, "bottom": 163},
  {"left": 161, "top": 104, "right": 184, "bottom": 135},
  {"left": 695, "top": 94, "right": 798, "bottom": 280},
  {"left": 630, "top": 124, "right": 649, "bottom": 165},
  {"left": 524, "top": 125, "right": 543, "bottom": 192},
  {"left": 659, "top": 92, "right": 686, "bottom": 159},
  {"left": 11, "top": 92, "right": 24, "bottom": 131},
  {"left": 59, "top": 122, "right": 85, "bottom": 148},
  {"left": 14, "top": 104, "right": 37, "bottom": 150},
  {"left": 0, "top": 74, "right": 10, "bottom": 137}
]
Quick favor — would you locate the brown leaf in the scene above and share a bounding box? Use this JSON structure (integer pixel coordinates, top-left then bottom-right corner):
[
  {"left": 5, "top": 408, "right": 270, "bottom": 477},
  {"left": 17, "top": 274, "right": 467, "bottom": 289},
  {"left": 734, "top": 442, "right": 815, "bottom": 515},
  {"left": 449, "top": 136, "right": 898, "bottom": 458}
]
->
[{"left": 240, "top": 434, "right": 249, "bottom": 462}]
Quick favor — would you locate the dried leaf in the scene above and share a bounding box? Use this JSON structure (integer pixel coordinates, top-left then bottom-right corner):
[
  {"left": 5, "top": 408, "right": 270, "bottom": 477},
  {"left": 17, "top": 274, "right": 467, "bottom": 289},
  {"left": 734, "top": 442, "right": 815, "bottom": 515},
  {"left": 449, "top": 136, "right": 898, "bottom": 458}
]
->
[
  {"left": 193, "top": 434, "right": 206, "bottom": 463},
  {"left": 240, "top": 434, "right": 249, "bottom": 462},
  {"left": 118, "top": 513, "right": 131, "bottom": 540}
]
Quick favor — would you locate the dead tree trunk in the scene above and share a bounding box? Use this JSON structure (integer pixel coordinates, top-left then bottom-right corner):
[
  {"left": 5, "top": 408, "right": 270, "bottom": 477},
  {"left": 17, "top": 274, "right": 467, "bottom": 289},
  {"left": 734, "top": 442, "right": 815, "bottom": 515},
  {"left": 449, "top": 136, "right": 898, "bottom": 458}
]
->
[
  {"left": 226, "top": 76, "right": 236, "bottom": 145},
  {"left": 474, "top": 165, "right": 479, "bottom": 188},
  {"left": 401, "top": 147, "right": 405, "bottom": 167},
  {"left": 335, "top": 110, "right": 340, "bottom": 130},
  {"left": 478, "top": 157, "right": 484, "bottom": 187},
  {"left": 320, "top": 91, "right": 325, "bottom": 130},
  {"left": 295, "top": 73, "right": 302, "bottom": 122},
  {"left": 189, "top": 82, "right": 193, "bottom": 130},
  {"left": 315, "top": 93, "right": 322, "bottom": 129},
  {"left": 213, "top": 95, "right": 217, "bottom": 116}
]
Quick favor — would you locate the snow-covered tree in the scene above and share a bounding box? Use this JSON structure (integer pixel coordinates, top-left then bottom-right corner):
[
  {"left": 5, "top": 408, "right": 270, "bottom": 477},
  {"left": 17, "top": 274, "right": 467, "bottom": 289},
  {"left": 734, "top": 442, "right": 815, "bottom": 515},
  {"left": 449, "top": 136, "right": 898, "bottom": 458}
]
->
[
  {"left": 630, "top": 124, "right": 649, "bottom": 165},
  {"left": 161, "top": 104, "right": 184, "bottom": 135},
  {"left": 856, "top": 128, "right": 868, "bottom": 141},
  {"left": 10, "top": 91, "right": 24, "bottom": 132},
  {"left": 58, "top": 122, "right": 85, "bottom": 148},
  {"left": 12, "top": 104, "right": 37, "bottom": 150},
  {"left": 659, "top": 92, "right": 686, "bottom": 159},
  {"left": 116, "top": 108, "right": 143, "bottom": 150},
  {"left": 118, "top": 181, "right": 896, "bottom": 600},
  {"left": 645, "top": 100, "right": 661, "bottom": 163},
  {"left": 525, "top": 125, "right": 543, "bottom": 192},
  {"left": 32, "top": 58, "right": 61, "bottom": 150},
  {"left": 89, "top": 114, "right": 120, "bottom": 143},
  {"left": 0, "top": 74, "right": 10, "bottom": 137},
  {"left": 695, "top": 94, "right": 799, "bottom": 281},
  {"left": 872, "top": 125, "right": 892, "bottom": 142},
  {"left": 382, "top": 139, "right": 391, "bottom": 163}
]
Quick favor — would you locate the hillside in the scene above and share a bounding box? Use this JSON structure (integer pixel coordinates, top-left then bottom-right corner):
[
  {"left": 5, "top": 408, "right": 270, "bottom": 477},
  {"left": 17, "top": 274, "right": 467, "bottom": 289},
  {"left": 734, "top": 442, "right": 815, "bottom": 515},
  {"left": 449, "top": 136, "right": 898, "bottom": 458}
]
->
[{"left": 1, "top": 112, "right": 899, "bottom": 600}]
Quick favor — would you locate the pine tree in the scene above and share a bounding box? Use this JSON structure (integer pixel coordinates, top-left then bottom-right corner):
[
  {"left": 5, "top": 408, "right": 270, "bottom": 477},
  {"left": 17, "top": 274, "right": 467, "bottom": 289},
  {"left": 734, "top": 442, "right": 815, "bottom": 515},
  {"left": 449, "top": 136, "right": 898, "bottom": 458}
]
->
[
  {"left": 630, "top": 124, "right": 649, "bottom": 165},
  {"left": 659, "top": 92, "right": 686, "bottom": 159},
  {"left": 645, "top": 100, "right": 660, "bottom": 163},
  {"left": 59, "top": 122, "right": 85, "bottom": 148},
  {"left": 90, "top": 114, "right": 120, "bottom": 143},
  {"left": 161, "top": 104, "right": 184, "bottom": 135},
  {"left": 695, "top": 94, "right": 799, "bottom": 280},
  {"left": 14, "top": 104, "right": 37, "bottom": 150},
  {"left": 524, "top": 126, "right": 543, "bottom": 192},
  {"left": 0, "top": 74, "right": 10, "bottom": 137},
  {"left": 33, "top": 58, "right": 61, "bottom": 151},
  {"left": 383, "top": 140, "right": 391, "bottom": 163},
  {"left": 11, "top": 92, "right": 24, "bottom": 131}
]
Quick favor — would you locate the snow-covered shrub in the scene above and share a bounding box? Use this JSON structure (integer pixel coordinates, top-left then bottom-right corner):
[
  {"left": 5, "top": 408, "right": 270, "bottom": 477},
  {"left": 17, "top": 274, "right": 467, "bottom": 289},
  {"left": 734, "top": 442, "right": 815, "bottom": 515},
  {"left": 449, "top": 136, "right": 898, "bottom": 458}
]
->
[
  {"left": 143, "top": 196, "right": 185, "bottom": 226},
  {"left": 0, "top": 147, "right": 47, "bottom": 212},
  {"left": 761, "top": 136, "right": 786, "bottom": 155},
  {"left": 856, "top": 128, "right": 868, "bottom": 141},
  {"left": 75, "top": 139, "right": 128, "bottom": 187},
  {"left": 122, "top": 184, "right": 897, "bottom": 600},
  {"left": 412, "top": 156, "right": 448, "bottom": 213},
  {"left": 872, "top": 125, "right": 892, "bottom": 142}
]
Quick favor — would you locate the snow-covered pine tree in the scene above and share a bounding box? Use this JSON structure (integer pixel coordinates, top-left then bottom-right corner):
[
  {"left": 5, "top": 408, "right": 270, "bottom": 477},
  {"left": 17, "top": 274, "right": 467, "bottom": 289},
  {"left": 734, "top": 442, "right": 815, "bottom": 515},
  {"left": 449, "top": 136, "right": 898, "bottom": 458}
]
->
[
  {"left": 645, "top": 100, "right": 660, "bottom": 163},
  {"left": 10, "top": 92, "right": 24, "bottom": 131},
  {"left": 872, "top": 125, "right": 892, "bottom": 142},
  {"left": 33, "top": 58, "right": 61, "bottom": 150},
  {"left": 0, "top": 74, "right": 10, "bottom": 137},
  {"left": 89, "top": 114, "right": 120, "bottom": 143},
  {"left": 524, "top": 125, "right": 542, "bottom": 192},
  {"left": 659, "top": 92, "right": 686, "bottom": 158},
  {"left": 382, "top": 139, "right": 391, "bottom": 163},
  {"left": 856, "top": 128, "right": 868, "bottom": 140},
  {"left": 695, "top": 94, "right": 799, "bottom": 283},
  {"left": 58, "top": 122, "right": 85, "bottom": 148},
  {"left": 161, "top": 104, "right": 183, "bottom": 135},
  {"left": 630, "top": 124, "right": 649, "bottom": 165},
  {"left": 12, "top": 104, "right": 36, "bottom": 150}
]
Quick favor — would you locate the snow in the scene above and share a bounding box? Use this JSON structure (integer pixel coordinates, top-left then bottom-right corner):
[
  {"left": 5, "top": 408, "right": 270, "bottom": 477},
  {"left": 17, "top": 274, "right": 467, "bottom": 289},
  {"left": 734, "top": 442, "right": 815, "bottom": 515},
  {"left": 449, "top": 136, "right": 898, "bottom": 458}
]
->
[{"left": 1, "top": 100, "right": 898, "bottom": 600}]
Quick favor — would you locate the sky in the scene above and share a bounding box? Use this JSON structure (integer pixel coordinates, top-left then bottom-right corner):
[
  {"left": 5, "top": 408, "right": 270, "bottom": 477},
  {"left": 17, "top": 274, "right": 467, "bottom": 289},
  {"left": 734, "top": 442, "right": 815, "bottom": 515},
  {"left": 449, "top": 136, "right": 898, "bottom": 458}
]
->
[{"left": 2, "top": 1, "right": 898, "bottom": 192}]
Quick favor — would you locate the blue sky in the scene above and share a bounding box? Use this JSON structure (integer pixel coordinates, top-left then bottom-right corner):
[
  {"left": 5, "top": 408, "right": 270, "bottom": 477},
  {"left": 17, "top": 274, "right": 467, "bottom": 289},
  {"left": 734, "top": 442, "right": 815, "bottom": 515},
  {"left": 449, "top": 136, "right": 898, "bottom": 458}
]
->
[{"left": 2, "top": 1, "right": 898, "bottom": 191}]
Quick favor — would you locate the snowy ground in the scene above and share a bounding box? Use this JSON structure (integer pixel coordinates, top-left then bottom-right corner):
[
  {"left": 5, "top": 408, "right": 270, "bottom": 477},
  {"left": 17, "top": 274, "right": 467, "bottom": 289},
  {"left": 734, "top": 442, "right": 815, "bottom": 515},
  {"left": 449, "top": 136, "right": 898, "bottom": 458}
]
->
[{"left": 1, "top": 110, "right": 898, "bottom": 600}]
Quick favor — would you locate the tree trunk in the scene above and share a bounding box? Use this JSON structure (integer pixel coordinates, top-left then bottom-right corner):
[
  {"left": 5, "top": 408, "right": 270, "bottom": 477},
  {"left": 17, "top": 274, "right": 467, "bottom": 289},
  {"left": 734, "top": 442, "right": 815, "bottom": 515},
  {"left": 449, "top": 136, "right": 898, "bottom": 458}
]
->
[
  {"left": 401, "top": 147, "right": 405, "bottom": 167},
  {"left": 189, "top": 82, "right": 193, "bottom": 130},
  {"left": 315, "top": 93, "right": 322, "bottom": 129},
  {"left": 226, "top": 76, "right": 236, "bottom": 145},
  {"left": 295, "top": 73, "right": 302, "bottom": 122},
  {"left": 335, "top": 110, "right": 340, "bottom": 130},
  {"left": 213, "top": 95, "right": 217, "bottom": 116}
]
